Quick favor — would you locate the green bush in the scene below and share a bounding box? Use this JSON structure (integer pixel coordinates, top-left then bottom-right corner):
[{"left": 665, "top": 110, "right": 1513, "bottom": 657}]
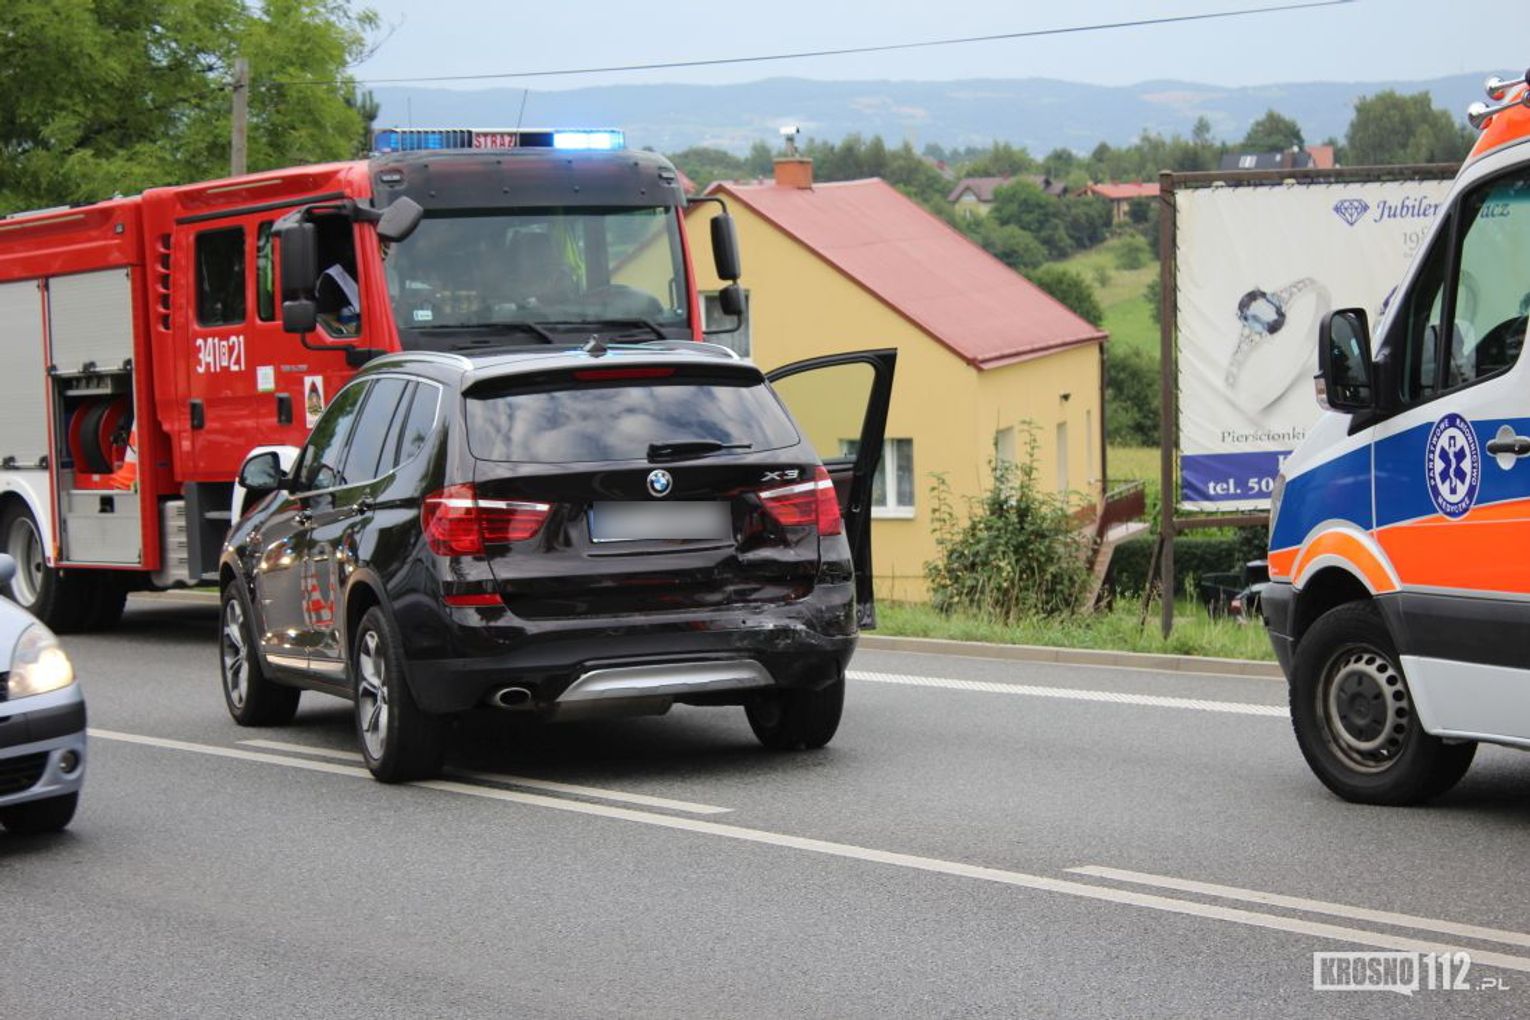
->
[
  {"left": 926, "top": 433, "right": 1089, "bottom": 621},
  {"left": 1105, "top": 344, "right": 1160, "bottom": 446},
  {"left": 1107, "top": 534, "right": 1259, "bottom": 596},
  {"left": 1113, "top": 234, "right": 1151, "bottom": 270},
  {"left": 1026, "top": 265, "right": 1104, "bottom": 326}
]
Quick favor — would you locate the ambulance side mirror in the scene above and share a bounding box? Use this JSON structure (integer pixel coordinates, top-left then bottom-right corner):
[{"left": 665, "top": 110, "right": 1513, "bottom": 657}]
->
[{"left": 1318, "top": 308, "right": 1375, "bottom": 413}]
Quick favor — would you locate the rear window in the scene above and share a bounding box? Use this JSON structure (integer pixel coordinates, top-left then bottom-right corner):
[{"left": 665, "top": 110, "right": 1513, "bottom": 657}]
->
[{"left": 465, "top": 378, "right": 800, "bottom": 463}]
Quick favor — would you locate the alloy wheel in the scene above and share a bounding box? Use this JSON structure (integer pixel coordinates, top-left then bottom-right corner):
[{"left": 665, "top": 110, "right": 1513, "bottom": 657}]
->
[
  {"left": 221, "top": 597, "right": 249, "bottom": 709},
  {"left": 356, "top": 629, "right": 390, "bottom": 760}
]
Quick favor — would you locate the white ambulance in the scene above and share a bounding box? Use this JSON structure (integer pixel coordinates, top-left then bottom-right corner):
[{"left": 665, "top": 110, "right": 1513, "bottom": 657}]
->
[{"left": 1267, "top": 77, "right": 1530, "bottom": 804}]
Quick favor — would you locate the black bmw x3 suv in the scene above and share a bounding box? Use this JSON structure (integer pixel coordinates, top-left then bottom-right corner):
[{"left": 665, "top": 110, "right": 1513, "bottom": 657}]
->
[{"left": 220, "top": 342, "right": 895, "bottom": 781}]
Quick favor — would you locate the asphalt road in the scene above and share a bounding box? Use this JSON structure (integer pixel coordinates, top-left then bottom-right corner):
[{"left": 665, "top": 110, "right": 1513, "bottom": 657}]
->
[{"left": 6, "top": 593, "right": 1530, "bottom": 1018}]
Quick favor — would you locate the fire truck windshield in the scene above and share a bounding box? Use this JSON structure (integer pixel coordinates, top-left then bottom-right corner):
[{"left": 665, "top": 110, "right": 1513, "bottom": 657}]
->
[{"left": 384, "top": 206, "right": 689, "bottom": 340}]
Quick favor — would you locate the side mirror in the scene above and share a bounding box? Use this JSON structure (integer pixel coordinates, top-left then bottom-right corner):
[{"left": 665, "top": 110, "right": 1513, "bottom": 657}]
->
[
  {"left": 0, "top": 553, "right": 15, "bottom": 588},
  {"left": 376, "top": 196, "right": 423, "bottom": 243},
  {"left": 278, "top": 219, "right": 318, "bottom": 301},
  {"left": 238, "top": 451, "right": 286, "bottom": 492},
  {"left": 1318, "top": 308, "right": 1375, "bottom": 413},
  {"left": 717, "top": 283, "right": 744, "bottom": 318},
  {"left": 710, "top": 213, "right": 742, "bottom": 282},
  {"left": 282, "top": 298, "right": 317, "bottom": 335}
]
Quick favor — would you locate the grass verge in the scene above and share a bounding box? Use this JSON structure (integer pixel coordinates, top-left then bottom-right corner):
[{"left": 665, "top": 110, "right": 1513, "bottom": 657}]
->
[{"left": 875, "top": 599, "right": 1276, "bottom": 661}]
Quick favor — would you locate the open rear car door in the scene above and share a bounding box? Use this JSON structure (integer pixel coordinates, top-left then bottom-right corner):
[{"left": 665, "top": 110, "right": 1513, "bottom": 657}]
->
[{"left": 766, "top": 349, "right": 897, "bottom": 628}]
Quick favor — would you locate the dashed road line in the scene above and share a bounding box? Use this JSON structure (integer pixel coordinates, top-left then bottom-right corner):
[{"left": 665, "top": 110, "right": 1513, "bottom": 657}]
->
[
  {"left": 847, "top": 670, "right": 1288, "bottom": 717},
  {"left": 89, "top": 726, "right": 1529, "bottom": 973},
  {"left": 1069, "top": 865, "right": 1530, "bottom": 949}
]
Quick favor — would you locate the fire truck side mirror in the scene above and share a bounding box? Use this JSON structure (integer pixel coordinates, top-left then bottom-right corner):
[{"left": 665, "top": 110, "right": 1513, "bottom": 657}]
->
[
  {"left": 375, "top": 197, "right": 423, "bottom": 243},
  {"left": 279, "top": 221, "right": 319, "bottom": 302},
  {"left": 717, "top": 283, "right": 744, "bottom": 318},
  {"left": 710, "top": 213, "right": 742, "bottom": 282},
  {"left": 283, "top": 299, "right": 318, "bottom": 335}
]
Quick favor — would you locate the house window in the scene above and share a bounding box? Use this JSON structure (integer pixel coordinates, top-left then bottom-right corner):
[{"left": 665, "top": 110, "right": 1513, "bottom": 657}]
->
[
  {"left": 702, "top": 289, "right": 750, "bottom": 357},
  {"left": 1238, "top": 154, "right": 1257, "bottom": 169},
  {"left": 995, "top": 426, "right": 1016, "bottom": 467},
  {"left": 1056, "top": 421, "right": 1069, "bottom": 493},
  {"left": 840, "top": 437, "right": 915, "bottom": 518}
]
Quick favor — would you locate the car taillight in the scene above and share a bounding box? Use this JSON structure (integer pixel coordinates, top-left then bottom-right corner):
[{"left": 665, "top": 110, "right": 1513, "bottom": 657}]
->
[
  {"left": 421, "top": 483, "right": 551, "bottom": 556},
  {"left": 759, "top": 466, "right": 841, "bottom": 536}
]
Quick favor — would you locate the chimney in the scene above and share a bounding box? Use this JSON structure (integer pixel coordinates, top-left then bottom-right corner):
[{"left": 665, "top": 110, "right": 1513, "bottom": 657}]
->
[{"left": 773, "top": 157, "right": 813, "bottom": 189}]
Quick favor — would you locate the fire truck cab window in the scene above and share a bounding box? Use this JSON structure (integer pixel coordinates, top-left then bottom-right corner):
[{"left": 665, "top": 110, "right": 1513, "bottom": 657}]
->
[
  {"left": 256, "top": 221, "right": 275, "bottom": 321},
  {"left": 195, "top": 227, "right": 246, "bottom": 326},
  {"left": 313, "top": 215, "right": 362, "bottom": 338}
]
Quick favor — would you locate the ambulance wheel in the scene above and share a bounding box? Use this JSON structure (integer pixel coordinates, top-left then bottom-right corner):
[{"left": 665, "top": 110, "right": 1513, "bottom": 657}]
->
[
  {"left": 1290, "top": 601, "right": 1475, "bottom": 805},
  {"left": 1, "top": 503, "right": 93, "bottom": 633}
]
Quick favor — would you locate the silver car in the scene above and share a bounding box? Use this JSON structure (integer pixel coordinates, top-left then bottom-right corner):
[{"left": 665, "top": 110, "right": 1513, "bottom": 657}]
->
[{"left": 0, "top": 553, "right": 85, "bottom": 833}]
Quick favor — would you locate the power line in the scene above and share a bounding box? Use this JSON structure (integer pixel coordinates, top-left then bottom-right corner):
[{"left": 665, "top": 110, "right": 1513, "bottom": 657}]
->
[{"left": 278, "top": 1, "right": 1355, "bottom": 87}]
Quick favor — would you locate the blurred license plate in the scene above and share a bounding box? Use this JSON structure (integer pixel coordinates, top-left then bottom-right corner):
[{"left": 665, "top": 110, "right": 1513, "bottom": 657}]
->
[{"left": 588, "top": 502, "right": 732, "bottom": 543}]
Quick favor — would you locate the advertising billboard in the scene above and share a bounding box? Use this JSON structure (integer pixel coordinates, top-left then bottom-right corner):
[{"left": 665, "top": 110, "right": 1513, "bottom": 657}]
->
[{"left": 1175, "top": 177, "right": 1455, "bottom": 510}]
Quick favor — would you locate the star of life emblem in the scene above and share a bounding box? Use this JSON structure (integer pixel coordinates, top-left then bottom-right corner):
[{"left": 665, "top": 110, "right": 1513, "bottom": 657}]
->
[{"left": 1425, "top": 413, "right": 1480, "bottom": 519}]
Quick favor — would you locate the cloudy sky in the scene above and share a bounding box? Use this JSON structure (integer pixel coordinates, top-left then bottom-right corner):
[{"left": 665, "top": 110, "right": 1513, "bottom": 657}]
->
[{"left": 350, "top": 1, "right": 1525, "bottom": 89}]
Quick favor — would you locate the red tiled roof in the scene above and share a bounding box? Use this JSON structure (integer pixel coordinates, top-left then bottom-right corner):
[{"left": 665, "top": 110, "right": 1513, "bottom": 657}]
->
[
  {"left": 708, "top": 178, "right": 1105, "bottom": 369},
  {"left": 1304, "top": 144, "right": 1336, "bottom": 169},
  {"left": 1087, "top": 181, "right": 1158, "bottom": 201},
  {"left": 674, "top": 167, "right": 698, "bottom": 196}
]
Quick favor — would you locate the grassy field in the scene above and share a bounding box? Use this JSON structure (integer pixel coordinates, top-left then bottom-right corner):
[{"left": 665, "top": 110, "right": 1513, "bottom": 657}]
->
[
  {"left": 876, "top": 599, "right": 1276, "bottom": 661},
  {"left": 1058, "top": 235, "right": 1160, "bottom": 355}
]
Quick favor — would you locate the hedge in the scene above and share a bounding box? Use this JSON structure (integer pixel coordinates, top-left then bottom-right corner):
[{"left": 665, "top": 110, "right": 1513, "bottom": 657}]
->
[{"left": 1106, "top": 534, "right": 1253, "bottom": 597}]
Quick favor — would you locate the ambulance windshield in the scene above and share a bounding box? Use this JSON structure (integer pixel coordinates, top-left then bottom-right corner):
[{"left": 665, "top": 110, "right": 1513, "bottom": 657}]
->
[{"left": 384, "top": 206, "right": 689, "bottom": 340}]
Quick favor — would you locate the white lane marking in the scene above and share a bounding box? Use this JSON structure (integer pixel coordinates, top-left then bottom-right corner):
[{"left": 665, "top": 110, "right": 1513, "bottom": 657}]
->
[
  {"left": 90, "top": 727, "right": 1530, "bottom": 973},
  {"left": 1069, "top": 865, "right": 1530, "bottom": 950},
  {"left": 238, "top": 737, "right": 732, "bottom": 815},
  {"left": 847, "top": 670, "right": 1288, "bottom": 717}
]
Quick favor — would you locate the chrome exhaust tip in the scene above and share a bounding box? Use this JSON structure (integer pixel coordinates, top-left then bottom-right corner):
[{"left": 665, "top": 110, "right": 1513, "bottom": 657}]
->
[{"left": 491, "top": 686, "right": 534, "bottom": 710}]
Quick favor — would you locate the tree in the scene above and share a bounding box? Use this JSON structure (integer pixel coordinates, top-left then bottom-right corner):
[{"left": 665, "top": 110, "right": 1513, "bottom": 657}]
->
[
  {"left": 669, "top": 146, "right": 748, "bottom": 189},
  {"left": 1026, "top": 265, "right": 1104, "bottom": 326},
  {"left": 0, "top": 0, "right": 376, "bottom": 211},
  {"left": 1242, "top": 109, "right": 1304, "bottom": 153},
  {"left": 1345, "top": 90, "right": 1473, "bottom": 166}
]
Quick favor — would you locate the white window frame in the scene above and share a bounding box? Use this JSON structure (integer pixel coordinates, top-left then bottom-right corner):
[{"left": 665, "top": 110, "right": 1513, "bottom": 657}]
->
[{"left": 872, "top": 438, "right": 916, "bottom": 519}]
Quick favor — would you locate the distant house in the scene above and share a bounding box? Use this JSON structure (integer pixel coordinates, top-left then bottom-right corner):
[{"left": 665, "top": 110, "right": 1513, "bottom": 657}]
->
[
  {"left": 1084, "top": 181, "right": 1159, "bottom": 224},
  {"left": 1219, "top": 144, "right": 1337, "bottom": 172},
  {"left": 690, "top": 158, "right": 1108, "bottom": 600},
  {"left": 946, "top": 174, "right": 1067, "bottom": 216}
]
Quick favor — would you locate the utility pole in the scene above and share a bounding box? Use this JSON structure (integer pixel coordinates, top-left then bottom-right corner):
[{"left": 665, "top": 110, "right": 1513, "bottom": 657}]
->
[{"left": 230, "top": 57, "right": 249, "bottom": 177}]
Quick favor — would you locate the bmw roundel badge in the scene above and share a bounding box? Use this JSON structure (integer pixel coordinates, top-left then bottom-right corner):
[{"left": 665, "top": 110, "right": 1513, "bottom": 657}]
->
[{"left": 646, "top": 468, "right": 673, "bottom": 498}]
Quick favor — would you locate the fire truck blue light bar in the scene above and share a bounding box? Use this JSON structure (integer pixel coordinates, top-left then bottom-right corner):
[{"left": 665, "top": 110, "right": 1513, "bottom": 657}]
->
[
  {"left": 552, "top": 130, "right": 624, "bottom": 150},
  {"left": 371, "top": 128, "right": 626, "bottom": 153}
]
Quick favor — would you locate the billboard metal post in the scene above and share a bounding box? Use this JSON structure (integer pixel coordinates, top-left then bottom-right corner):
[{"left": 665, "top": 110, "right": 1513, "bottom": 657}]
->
[{"left": 1157, "top": 171, "right": 1177, "bottom": 637}]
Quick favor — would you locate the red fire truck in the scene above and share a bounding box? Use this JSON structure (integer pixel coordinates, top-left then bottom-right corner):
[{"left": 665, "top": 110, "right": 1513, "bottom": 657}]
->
[{"left": 0, "top": 128, "right": 744, "bottom": 631}]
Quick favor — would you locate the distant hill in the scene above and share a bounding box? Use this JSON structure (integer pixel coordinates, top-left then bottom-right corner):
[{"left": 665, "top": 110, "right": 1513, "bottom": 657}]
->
[{"left": 372, "top": 73, "right": 1490, "bottom": 155}]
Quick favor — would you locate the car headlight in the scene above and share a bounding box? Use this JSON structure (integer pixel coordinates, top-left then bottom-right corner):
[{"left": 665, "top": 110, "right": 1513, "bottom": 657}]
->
[{"left": 7, "top": 624, "right": 75, "bottom": 699}]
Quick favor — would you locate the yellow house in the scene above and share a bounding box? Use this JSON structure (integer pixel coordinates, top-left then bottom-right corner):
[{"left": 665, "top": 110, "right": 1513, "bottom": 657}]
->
[{"left": 688, "top": 159, "right": 1108, "bottom": 602}]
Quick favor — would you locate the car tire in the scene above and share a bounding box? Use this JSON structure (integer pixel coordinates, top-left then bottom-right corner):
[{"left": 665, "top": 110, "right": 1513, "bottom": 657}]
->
[
  {"left": 1290, "top": 600, "right": 1476, "bottom": 805},
  {"left": 746, "top": 676, "right": 845, "bottom": 750},
  {"left": 1, "top": 503, "right": 94, "bottom": 633},
  {"left": 352, "top": 605, "right": 445, "bottom": 783},
  {"left": 0, "top": 792, "right": 79, "bottom": 834},
  {"left": 84, "top": 573, "right": 128, "bottom": 631},
  {"left": 220, "top": 582, "right": 301, "bottom": 726}
]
